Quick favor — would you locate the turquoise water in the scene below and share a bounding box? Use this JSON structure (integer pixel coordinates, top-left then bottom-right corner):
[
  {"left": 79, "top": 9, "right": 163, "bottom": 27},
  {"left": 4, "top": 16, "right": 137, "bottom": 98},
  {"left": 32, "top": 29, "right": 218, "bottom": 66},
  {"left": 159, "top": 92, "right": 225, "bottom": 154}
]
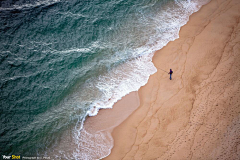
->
[{"left": 0, "top": 0, "right": 209, "bottom": 159}]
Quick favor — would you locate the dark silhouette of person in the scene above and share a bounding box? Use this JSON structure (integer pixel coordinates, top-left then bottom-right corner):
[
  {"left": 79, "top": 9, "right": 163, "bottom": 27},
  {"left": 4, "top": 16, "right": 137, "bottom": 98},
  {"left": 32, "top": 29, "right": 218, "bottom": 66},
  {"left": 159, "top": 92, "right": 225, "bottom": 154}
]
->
[{"left": 168, "top": 69, "right": 173, "bottom": 80}]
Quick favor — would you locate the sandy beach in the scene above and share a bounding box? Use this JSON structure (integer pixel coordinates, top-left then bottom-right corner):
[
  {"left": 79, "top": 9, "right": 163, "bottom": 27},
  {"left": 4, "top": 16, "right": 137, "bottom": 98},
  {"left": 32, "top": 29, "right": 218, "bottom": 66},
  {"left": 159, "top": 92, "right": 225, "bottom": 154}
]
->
[{"left": 101, "top": 0, "right": 240, "bottom": 159}]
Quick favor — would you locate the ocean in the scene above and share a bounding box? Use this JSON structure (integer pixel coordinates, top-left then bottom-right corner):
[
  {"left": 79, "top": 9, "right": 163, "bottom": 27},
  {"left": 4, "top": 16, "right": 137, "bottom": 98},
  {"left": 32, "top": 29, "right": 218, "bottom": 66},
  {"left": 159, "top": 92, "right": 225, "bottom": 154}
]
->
[{"left": 0, "top": 0, "right": 209, "bottom": 159}]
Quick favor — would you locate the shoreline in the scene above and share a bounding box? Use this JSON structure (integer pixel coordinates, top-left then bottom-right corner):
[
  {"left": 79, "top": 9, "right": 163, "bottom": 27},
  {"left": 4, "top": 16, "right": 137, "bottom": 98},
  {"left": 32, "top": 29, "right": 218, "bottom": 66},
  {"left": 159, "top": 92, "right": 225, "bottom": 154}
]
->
[
  {"left": 82, "top": 91, "right": 140, "bottom": 159},
  {"left": 104, "top": 0, "right": 240, "bottom": 159},
  {"left": 84, "top": 92, "right": 140, "bottom": 134}
]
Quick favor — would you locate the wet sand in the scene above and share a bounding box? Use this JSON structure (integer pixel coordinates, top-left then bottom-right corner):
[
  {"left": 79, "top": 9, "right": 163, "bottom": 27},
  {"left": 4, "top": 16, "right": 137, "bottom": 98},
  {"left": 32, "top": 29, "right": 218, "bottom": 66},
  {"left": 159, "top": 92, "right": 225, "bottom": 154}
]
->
[
  {"left": 81, "top": 92, "right": 140, "bottom": 159},
  {"left": 104, "top": 0, "right": 240, "bottom": 159},
  {"left": 84, "top": 92, "right": 140, "bottom": 134}
]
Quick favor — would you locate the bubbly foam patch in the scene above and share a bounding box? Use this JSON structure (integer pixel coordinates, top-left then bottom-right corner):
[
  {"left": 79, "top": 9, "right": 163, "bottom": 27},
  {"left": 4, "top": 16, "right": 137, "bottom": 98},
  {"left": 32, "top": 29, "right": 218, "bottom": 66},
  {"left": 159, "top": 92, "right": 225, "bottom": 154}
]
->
[
  {"left": 87, "top": 53, "right": 156, "bottom": 116},
  {"left": 73, "top": 128, "right": 113, "bottom": 160}
]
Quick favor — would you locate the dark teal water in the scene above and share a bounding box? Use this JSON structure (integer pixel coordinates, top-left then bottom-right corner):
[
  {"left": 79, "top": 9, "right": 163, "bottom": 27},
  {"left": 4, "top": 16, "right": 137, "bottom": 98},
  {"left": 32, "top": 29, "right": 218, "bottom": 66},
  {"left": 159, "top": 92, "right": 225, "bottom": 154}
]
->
[{"left": 0, "top": 0, "right": 209, "bottom": 159}]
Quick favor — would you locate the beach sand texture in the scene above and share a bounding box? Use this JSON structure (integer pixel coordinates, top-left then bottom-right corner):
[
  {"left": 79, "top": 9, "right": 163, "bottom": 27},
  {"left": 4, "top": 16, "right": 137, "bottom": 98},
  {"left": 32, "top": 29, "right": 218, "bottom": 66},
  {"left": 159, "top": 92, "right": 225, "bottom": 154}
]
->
[{"left": 104, "top": 0, "right": 240, "bottom": 159}]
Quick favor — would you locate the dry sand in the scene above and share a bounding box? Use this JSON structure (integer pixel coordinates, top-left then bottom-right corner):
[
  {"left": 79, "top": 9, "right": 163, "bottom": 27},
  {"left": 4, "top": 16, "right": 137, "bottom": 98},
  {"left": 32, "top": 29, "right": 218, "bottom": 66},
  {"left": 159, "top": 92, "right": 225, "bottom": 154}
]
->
[{"left": 104, "top": 0, "right": 240, "bottom": 159}]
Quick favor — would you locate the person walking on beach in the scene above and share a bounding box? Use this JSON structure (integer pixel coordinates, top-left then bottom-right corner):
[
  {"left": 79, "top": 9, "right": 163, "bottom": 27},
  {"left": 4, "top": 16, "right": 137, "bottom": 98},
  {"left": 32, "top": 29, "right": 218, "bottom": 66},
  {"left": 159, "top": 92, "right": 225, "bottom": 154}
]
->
[{"left": 168, "top": 69, "right": 173, "bottom": 80}]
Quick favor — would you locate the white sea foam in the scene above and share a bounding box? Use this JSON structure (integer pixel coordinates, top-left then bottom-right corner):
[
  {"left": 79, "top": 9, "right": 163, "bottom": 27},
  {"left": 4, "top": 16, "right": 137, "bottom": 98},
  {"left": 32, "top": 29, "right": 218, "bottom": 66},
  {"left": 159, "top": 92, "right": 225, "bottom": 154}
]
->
[
  {"left": 73, "top": 128, "right": 113, "bottom": 160},
  {"left": 87, "top": 52, "right": 156, "bottom": 116}
]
